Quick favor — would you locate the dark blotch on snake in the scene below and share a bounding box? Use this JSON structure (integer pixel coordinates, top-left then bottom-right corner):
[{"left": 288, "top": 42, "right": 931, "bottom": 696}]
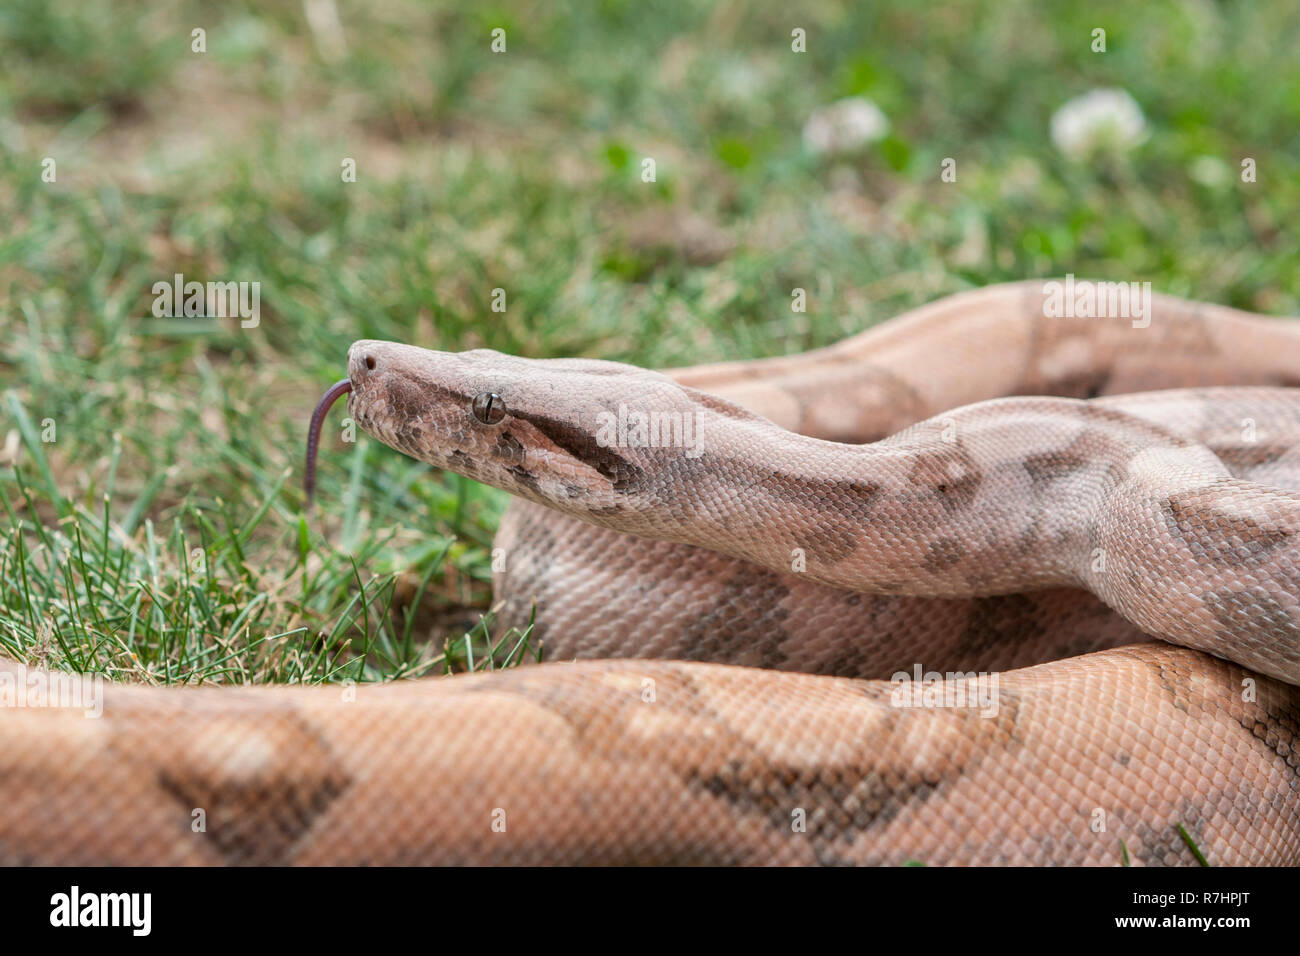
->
[
  {"left": 1163, "top": 492, "right": 1293, "bottom": 567},
  {"left": 513, "top": 410, "right": 648, "bottom": 492}
]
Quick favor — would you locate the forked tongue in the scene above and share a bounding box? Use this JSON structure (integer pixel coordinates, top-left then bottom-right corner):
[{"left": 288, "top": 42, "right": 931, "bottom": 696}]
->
[{"left": 304, "top": 378, "right": 352, "bottom": 504}]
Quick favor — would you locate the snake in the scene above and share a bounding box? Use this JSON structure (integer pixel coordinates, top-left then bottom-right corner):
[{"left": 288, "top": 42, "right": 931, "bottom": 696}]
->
[{"left": 3, "top": 280, "right": 1299, "bottom": 865}]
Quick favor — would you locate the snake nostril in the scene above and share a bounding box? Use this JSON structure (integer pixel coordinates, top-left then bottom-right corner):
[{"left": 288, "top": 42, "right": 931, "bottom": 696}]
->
[{"left": 364, "top": 354, "right": 376, "bottom": 372}]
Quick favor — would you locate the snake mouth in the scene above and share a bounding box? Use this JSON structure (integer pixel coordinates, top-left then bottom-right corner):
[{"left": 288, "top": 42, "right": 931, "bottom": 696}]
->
[{"left": 304, "top": 378, "right": 353, "bottom": 503}]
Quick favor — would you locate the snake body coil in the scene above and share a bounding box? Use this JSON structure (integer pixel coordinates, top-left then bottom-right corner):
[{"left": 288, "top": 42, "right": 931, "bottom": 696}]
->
[{"left": 3, "top": 280, "right": 1299, "bottom": 865}]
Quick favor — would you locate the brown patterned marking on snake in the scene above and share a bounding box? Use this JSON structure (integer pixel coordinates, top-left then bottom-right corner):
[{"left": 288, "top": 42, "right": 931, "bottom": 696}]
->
[
  {"left": 1235, "top": 691, "right": 1300, "bottom": 778},
  {"left": 1141, "top": 655, "right": 1196, "bottom": 714},
  {"left": 149, "top": 712, "right": 352, "bottom": 866},
  {"left": 962, "top": 506, "right": 1057, "bottom": 589},
  {"left": 483, "top": 663, "right": 730, "bottom": 761},
  {"left": 685, "top": 693, "right": 1021, "bottom": 851},
  {"left": 855, "top": 364, "right": 928, "bottom": 419},
  {"left": 764, "top": 475, "right": 879, "bottom": 563},
  {"left": 383, "top": 370, "right": 467, "bottom": 415},
  {"left": 1023, "top": 428, "right": 1133, "bottom": 517},
  {"left": 691, "top": 389, "right": 765, "bottom": 422},
  {"left": 808, "top": 596, "right": 893, "bottom": 677},
  {"left": 512, "top": 410, "right": 648, "bottom": 492},
  {"left": 1130, "top": 805, "right": 1211, "bottom": 867},
  {"left": 677, "top": 567, "right": 793, "bottom": 670},
  {"left": 763, "top": 472, "right": 882, "bottom": 510},
  {"left": 448, "top": 447, "right": 516, "bottom": 490},
  {"left": 1020, "top": 367, "right": 1116, "bottom": 401},
  {"left": 1163, "top": 490, "right": 1293, "bottom": 567},
  {"left": 950, "top": 594, "right": 1045, "bottom": 660},
  {"left": 684, "top": 754, "right": 946, "bottom": 849},
  {"left": 371, "top": 373, "right": 470, "bottom": 455},
  {"left": 392, "top": 421, "right": 434, "bottom": 459},
  {"left": 1216, "top": 442, "right": 1292, "bottom": 472},
  {"left": 506, "top": 465, "right": 541, "bottom": 494},
  {"left": 905, "top": 447, "right": 983, "bottom": 514},
  {"left": 921, "top": 536, "right": 965, "bottom": 573},
  {"left": 815, "top": 363, "right": 929, "bottom": 442},
  {"left": 799, "top": 519, "right": 861, "bottom": 565},
  {"left": 1022, "top": 450, "right": 1091, "bottom": 485},
  {"left": 492, "top": 431, "right": 526, "bottom": 465},
  {"left": 1227, "top": 787, "right": 1267, "bottom": 831}
]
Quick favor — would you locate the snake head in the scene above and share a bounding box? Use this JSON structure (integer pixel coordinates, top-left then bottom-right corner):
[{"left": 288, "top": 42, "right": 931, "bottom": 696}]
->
[{"left": 345, "top": 340, "right": 714, "bottom": 518}]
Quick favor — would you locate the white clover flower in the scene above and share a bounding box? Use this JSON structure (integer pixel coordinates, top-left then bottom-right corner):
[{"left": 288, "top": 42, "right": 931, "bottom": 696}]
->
[
  {"left": 716, "top": 59, "right": 766, "bottom": 105},
  {"left": 802, "top": 97, "right": 890, "bottom": 156},
  {"left": 1188, "top": 155, "right": 1231, "bottom": 188},
  {"left": 1049, "top": 88, "right": 1148, "bottom": 159}
]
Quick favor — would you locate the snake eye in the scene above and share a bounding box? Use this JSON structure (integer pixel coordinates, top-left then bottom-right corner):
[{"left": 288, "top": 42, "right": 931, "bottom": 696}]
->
[{"left": 471, "top": 392, "right": 507, "bottom": 425}]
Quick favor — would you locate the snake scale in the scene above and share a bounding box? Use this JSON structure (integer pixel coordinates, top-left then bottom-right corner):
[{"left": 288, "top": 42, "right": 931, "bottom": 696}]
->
[{"left": 3, "top": 281, "right": 1300, "bottom": 865}]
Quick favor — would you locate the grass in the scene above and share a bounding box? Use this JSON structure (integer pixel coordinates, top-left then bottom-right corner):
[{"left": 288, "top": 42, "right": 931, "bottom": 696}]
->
[
  {"left": 1177, "top": 823, "right": 1211, "bottom": 867},
  {"left": 2, "top": 0, "right": 1298, "bottom": 684}
]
